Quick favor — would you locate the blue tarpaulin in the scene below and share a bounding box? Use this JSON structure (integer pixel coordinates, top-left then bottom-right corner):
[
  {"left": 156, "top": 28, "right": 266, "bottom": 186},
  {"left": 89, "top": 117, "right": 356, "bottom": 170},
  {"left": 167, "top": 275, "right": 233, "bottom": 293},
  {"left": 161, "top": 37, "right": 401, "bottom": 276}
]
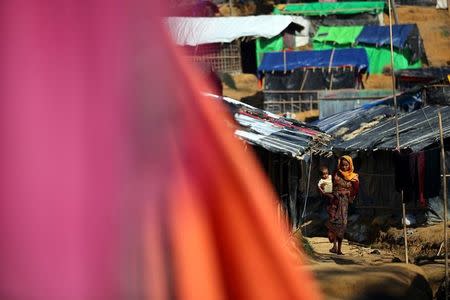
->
[
  {"left": 355, "top": 24, "right": 415, "bottom": 49},
  {"left": 258, "top": 48, "right": 369, "bottom": 76}
]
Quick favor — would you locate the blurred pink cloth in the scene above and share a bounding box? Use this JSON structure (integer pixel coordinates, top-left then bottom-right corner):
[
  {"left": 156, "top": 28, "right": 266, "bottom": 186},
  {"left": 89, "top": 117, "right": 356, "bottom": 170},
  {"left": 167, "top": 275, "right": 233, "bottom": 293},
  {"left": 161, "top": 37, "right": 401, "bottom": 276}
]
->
[{"left": 0, "top": 2, "right": 322, "bottom": 300}]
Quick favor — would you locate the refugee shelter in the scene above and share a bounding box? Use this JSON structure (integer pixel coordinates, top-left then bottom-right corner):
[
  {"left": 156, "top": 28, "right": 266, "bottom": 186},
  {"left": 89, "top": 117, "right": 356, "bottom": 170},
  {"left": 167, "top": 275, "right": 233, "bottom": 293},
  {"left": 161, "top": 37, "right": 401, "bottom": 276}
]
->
[
  {"left": 166, "top": 15, "right": 310, "bottom": 73},
  {"left": 257, "top": 48, "right": 369, "bottom": 114},
  {"left": 207, "top": 93, "right": 331, "bottom": 228},
  {"left": 310, "top": 87, "right": 450, "bottom": 227},
  {"left": 290, "top": 86, "right": 450, "bottom": 242},
  {"left": 355, "top": 24, "right": 427, "bottom": 74},
  {"left": 312, "top": 24, "right": 427, "bottom": 74},
  {"left": 273, "top": 1, "right": 386, "bottom": 27}
]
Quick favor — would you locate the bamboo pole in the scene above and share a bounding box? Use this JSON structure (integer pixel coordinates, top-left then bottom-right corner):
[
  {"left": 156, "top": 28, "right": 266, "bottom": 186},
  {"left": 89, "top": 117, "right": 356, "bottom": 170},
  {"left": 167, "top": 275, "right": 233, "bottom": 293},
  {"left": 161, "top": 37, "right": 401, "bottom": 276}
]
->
[
  {"left": 402, "top": 200, "right": 409, "bottom": 263},
  {"left": 388, "top": 0, "right": 409, "bottom": 264},
  {"left": 438, "top": 110, "right": 448, "bottom": 300},
  {"left": 389, "top": 0, "right": 399, "bottom": 24},
  {"left": 387, "top": 0, "right": 400, "bottom": 148}
]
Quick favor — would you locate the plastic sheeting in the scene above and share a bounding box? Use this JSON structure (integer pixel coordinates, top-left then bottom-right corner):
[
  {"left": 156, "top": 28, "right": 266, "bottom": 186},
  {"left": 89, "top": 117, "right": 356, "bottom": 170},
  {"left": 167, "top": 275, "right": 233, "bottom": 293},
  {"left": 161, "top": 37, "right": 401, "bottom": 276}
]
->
[
  {"left": 258, "top": 48, "right": 369, "bottom": 76},
  {"left": 273, "top": 2, "right": 386, "bottom": 16},
  {"left": 312, "top": 24, "right": 425, "bottom": 74},
  {"left": 256, "top": 36, "right": 284, "bottom": 67},
  {"left": 264, "top": 68, "right": 362, "bottom": 92},
  {"left": 309, "top": 13, "right": 383, "bottom": 28},
  {"left": 313, "top": 26, "right": 363, "bottom": 48},
  {"left": 166, "top": 15, "right": 310, "bottom": 46},
  {"left": 364, "top": 46, "right": 422, "bottom": 74},
  {"left": 437, "top": 0, "right": 448, "bottom": 8},
  {"left": 356, "top": 24, "right": 415, "bottom": 49}
]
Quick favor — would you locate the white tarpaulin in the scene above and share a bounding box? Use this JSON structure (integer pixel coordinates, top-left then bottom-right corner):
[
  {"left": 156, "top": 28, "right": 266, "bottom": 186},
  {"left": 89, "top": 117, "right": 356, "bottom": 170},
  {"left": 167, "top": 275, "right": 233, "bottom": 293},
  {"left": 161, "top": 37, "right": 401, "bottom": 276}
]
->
[
  {"left": 436, "top": 0, "right": 448, "bottom": 9},
  {"left": 166, "top": 15, "right": 310, "bottom": 46}
]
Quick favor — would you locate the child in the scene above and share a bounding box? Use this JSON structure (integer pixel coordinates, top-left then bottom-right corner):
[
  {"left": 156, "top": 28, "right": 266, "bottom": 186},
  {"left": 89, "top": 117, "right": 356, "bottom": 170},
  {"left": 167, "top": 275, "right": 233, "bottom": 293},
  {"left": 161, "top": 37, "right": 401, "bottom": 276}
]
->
[{"left": 318, "top": 166, "right": 333, "bottom": 194}]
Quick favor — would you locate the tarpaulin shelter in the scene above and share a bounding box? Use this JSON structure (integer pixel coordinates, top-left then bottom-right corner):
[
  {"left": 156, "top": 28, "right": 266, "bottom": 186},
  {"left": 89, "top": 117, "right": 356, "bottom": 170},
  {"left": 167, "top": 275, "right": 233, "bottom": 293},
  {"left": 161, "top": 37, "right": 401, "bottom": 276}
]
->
[
  {"left": 355, "top": 24, "right": 426, "bottom": 74},
  {"left": 258, "top": 48, "right": 369, "bottom": 113},
  {"left": 258, "top": 48, "right": 369, "bottom": 74},
  {"left": 166, "top": 15, "right": 310, "bottom": 73},
  {"left": 312, "top": 24, "right": 426, "bottom": 74},
  {"left": 273, "top": 2, "right": 386, "bottom": 27}
]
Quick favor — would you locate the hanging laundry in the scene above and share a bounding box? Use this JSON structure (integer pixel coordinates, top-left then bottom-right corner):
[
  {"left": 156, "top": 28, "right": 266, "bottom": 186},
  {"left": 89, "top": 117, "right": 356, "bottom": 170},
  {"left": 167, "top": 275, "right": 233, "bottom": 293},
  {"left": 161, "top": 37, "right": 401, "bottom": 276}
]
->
[{"left": 417, "top": 151, "right": 426, "bottom": 207}]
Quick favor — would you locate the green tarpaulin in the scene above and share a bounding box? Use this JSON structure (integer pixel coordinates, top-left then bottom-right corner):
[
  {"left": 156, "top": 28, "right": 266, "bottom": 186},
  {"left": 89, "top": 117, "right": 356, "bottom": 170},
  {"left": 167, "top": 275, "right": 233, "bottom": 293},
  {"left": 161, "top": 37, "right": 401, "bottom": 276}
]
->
[
  {"left": 256, "top": 36, "right": 284, "bottom": 67},
  {"left": 312, "top": 25, "right": 422, "bottom": 74},
  {"left": 312, "top": 26, "right": 363, "bottom": 49},
  {"left": 273, "top": 2, "right": 385, "bottom": 16},
  {"left": 364, "top": 47, "right": 422, "bottom": 74}
]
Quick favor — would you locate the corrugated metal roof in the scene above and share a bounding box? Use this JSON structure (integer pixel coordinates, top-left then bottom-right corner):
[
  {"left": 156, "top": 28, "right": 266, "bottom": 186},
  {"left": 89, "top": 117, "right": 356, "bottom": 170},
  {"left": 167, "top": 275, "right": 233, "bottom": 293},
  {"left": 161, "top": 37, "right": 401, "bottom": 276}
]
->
[
  {"left": 333, "top": 105, "right": 450, "bottom": 152},
  {"left": 313, "top": 90, "right": 422, "bottom": 135},
  {"left": 207, "top": 94, "right": 332, "bottom": 159}
]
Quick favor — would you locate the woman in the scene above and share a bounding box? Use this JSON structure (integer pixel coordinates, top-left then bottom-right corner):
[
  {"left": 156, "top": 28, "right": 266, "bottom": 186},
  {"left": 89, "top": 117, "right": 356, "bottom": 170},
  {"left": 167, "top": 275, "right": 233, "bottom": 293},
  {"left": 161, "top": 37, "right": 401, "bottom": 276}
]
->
[{"left": 326, "top": 156, "right": 359, "bottom": 255}]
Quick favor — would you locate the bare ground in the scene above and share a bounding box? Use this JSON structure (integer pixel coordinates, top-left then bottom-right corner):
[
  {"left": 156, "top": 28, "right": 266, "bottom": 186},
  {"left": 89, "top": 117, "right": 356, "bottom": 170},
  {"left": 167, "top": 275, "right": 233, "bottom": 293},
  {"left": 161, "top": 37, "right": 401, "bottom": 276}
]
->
[{"left": 304, "top": 236, "right": 444, "bottom": 299}]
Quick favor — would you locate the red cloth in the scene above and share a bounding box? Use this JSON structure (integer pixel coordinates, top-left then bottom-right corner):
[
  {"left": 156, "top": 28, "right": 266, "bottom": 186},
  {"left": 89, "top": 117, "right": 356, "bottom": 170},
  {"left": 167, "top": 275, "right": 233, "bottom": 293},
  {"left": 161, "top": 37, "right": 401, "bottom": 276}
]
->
[{"left": 417, "top": 151, "right": 426, "bottom": 207}]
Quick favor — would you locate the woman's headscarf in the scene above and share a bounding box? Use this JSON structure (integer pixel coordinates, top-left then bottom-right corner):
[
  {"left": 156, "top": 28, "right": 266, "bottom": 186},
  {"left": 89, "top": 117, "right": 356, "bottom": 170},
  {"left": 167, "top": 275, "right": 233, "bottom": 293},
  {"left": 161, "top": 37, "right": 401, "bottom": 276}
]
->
[{"left": 338, "top": 155, "right": 358, "bottom": 181}]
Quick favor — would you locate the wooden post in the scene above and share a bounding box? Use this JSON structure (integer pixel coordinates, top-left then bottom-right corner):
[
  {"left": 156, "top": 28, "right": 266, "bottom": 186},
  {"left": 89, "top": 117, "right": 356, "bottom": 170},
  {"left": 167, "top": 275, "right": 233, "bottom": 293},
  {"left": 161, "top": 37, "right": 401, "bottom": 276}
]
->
[
  {"left": 229, "top": 0, "right": 233, "bottom": 16},
  {"left": 438, "top": 110, "right": 448, "bottom": 300},
  {"left": 388, "top": 0, "right": 409, "bottom": 264}
]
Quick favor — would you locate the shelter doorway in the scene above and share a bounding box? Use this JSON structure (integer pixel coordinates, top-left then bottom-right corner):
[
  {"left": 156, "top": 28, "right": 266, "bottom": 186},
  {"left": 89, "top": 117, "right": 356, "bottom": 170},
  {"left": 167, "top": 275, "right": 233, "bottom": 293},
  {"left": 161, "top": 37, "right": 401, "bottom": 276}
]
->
[{"left": 240, "top": 39, "right": 257, "bottom": 74}]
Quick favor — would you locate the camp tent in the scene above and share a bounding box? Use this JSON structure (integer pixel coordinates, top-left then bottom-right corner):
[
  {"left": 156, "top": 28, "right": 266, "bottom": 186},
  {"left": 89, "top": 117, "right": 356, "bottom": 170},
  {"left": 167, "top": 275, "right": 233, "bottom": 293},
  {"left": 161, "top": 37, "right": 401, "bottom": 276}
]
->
[
  {"left": 312, "top": 24, "right": 427, "bottom": 74},
  {"left": 355, "top": 24, "right": 426, "bottom": 74},
  {"left": 273, "top": 1, "right": 385, "bottom": 27},
  {"left": 258, "top": 48, "right": 370, "bottom": 113},
  {"left": 255, "top": 20, "right": 310, "bottom": 67},
  {"left": 166, "top": 15, "right": 310, "bottom": 73},
  {"left": 258, "top": 48, "right": 369, "bottom": 112}
]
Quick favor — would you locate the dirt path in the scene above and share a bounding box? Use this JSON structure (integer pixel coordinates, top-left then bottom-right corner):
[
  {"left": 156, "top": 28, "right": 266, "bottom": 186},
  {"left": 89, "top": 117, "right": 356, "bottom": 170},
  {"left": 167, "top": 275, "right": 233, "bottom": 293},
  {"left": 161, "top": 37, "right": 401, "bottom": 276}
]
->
[{"left": 305, "top": 236, "right": 446, "bottom": 299}]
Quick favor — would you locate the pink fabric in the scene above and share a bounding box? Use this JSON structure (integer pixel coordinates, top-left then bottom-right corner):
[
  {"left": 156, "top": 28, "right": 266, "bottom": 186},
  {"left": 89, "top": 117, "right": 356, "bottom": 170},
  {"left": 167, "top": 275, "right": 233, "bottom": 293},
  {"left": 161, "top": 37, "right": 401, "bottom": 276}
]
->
[
  {"left": 0, "top": 2, "right": 322, "bottom": 300},
  {"left": 0, "top": 2, "right": 135, "bottom": 299}
]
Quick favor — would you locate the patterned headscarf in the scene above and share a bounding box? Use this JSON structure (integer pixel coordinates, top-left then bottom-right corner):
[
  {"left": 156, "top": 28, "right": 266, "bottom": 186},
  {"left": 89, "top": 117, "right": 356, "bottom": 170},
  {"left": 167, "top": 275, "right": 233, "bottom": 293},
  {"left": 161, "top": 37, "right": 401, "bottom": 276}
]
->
[{"left": 338, "top": 155, "right": 358, "bottom": 181}]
